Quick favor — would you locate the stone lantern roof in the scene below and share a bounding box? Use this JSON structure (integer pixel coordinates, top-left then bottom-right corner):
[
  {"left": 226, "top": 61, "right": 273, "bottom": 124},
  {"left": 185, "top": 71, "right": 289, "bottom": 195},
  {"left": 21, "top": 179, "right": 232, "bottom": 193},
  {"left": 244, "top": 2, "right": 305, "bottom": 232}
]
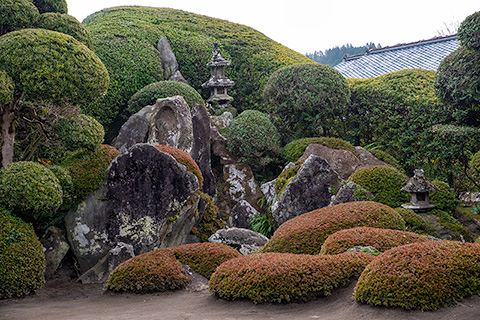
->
[{"left": 401, "top": 169, "right": 439, "bottom": 193}]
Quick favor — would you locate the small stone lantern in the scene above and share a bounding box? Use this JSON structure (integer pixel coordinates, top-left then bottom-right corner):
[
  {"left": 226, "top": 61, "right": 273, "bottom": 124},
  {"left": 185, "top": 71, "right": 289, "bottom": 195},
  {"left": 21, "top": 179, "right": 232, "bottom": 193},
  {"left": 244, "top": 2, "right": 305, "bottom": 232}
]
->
[
  {"left": 202, "top": 43, "right": 235, "bottom": 109},
  {"left": 401, "top": 169, "right": 439, "bottom": 213}
]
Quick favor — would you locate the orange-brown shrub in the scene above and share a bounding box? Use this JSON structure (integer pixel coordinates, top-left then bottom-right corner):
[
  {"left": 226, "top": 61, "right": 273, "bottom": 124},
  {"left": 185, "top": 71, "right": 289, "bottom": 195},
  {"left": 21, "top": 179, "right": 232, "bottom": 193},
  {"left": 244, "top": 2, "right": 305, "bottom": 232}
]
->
[
  {"left": 209, "top": 252, "right": 374, "bottom": 303},
  {"left": 354, "top": 241, "right": 480, "bottom": 310},
  {"left": 320, "top": 227, "right": 428, "bottom": 255},
  {"left": 261, "top": 201, "right": 405, "bottom": 254}
]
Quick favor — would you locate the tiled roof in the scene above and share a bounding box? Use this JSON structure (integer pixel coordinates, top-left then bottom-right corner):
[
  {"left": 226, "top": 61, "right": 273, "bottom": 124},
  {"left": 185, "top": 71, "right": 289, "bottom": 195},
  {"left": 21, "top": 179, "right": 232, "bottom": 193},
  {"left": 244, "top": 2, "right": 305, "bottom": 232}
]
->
[{"left": 334, "top": 35, "right": 459, "bottom": 79}]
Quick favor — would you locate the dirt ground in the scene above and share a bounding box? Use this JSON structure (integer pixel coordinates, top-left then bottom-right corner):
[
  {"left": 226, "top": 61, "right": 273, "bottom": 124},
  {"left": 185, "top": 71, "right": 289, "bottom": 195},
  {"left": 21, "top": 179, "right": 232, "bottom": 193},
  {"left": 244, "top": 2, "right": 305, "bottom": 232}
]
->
[{"left": 1, "top": 272, "right": 480, "bottom": 320}]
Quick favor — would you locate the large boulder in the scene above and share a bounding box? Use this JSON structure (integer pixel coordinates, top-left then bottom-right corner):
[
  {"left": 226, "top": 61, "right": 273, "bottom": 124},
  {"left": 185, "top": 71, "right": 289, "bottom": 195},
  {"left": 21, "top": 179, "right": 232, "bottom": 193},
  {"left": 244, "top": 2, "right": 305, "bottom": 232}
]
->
[
  {"left": 65, "top": 144, "right": 201, "bottom": 275},
  {"left": 272, "top": 155, "right": 340, "bottom": 225},
  {"left": 157, "top": 36, "right": 187, "bottom": 83},
  {"left": 113, "top": 105, "right": 156, "bottom": 153},
  {"left": 331, "top": 180, "right": 374, "bottom": 205},
  {"left": 209, "top": 227, "right": 268, "bottom": 255},
  {"left": 40, "top": 226, "right": 70, "bottom": 280}
]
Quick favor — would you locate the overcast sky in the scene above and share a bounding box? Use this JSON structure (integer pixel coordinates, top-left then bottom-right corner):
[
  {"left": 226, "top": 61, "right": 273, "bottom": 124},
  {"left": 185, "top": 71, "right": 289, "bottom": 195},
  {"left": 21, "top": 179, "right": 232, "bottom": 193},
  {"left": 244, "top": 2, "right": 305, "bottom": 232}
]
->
[{"left": 68, "top": 1, "right": 478, "bottom": 54}]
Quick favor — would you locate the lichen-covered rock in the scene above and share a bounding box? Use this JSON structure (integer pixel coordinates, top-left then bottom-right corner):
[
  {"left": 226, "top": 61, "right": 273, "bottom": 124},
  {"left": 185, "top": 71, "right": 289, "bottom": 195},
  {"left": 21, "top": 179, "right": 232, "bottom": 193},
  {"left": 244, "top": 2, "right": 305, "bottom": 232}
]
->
[
  {"left": 40, "top": 226, "right": 70, "bottom": 279},
  {"left": 209, "top": 227, "right": 268, "bottom": 254},
  {"left": 113, "top": 105, "right": 156, "bottom": 154},
  {"left": 331, "top": 181, "right": 374, "bottom": 205},
  {"left": 65, "top": 143, "right": 201, "bottom": 274},
  {"left": 157, "top": 36, "right": 183, "bottom": 81},
  {"left": 230, "top": 200, "right": 259, "bottom": 229},
  {"left": 211, "top": 126, "right": 237, "bottom": 164},
  {"left": 272, "top": 155, "right": 340, "bottom": 225}
]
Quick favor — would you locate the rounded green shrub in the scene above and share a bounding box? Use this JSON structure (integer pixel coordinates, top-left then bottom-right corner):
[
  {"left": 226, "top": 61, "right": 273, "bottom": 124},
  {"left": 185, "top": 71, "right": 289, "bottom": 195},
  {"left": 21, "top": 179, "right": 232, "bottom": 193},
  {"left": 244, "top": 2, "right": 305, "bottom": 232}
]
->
[
  {"left": 0, "top": 208, "right": 45, "bottom": 299},
  {"left": 348, "top": 165, "right": 409, "bottom": 208},
  {"left": 209, "top": 252, "right": 374, "bottom": 304},
  {"left": 128, "top": 81, "right": 204, "bottom": 113},
  {"left": 354, "top": 241, "right": 480, "bottom": 310},
  {"left": 56, "top": 114, "right": 104, "bottom": 151},
  {"left": 261, "top": 201, "right": 405, "bottom": 255},
  {"left": 0, "top": 161, "right": 62, "bottom": 222},
  {"left": 430, "top": 180, "right": 458, "bottom": 214},
  {"left": 282, "top": 137, "right": 357, "bottom": 163},
  {"left": 0, "top": 0, "right": 39, "bottom": 36},
  {"left": 458, "top": 11, "right": 480, "bottom": 51},
  {"left": 35, "top": 12, "right": 92, "bottom": 48},
  {"left": 320, "top": 227, "right": 428, "bottom": 255},
  {"left": 369, "top": 149, "right": 402, "bottom": 172},
  {"left": 29, "top": 0, "right": 67, "bottom": 14},
  {"left": 45, "top": 164, "right": 73, "bottom": 211},
  {"left": 225, "top": 110, "right": 280, "bottom": 165},
  {"left": 263, "top": 63, "right": 350, "bottom": 141},
  {"left": 394, "top": 208, "right": 434, "bottom": 234},
  {"left": 106, "top": 248, "right": 190, "bottom": 293},
  {"left": 0, "top": 70, "right": 14, "bottom": 104}
]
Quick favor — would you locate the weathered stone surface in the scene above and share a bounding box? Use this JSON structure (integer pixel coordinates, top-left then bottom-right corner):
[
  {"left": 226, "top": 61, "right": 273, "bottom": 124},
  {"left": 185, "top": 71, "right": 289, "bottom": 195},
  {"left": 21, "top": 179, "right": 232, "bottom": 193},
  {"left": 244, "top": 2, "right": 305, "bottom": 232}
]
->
[
  {"left": 157, "top": 36, "right": 187, "bottom": 84},
  {"left": 260, "top": 179, "right": 277, "bottom": 205},
  {"left": 332, "top": 181, "right": 374, "bottom": 205},
  {"left": 230, "top": 200, "right": 259, "bottom": 229},
  {"left": 272, "top": 155, "right": 340, "bottom": 225},
  {"left": 209, "top": 227, "right": 268, "bottom": 254},
  {"left": 191, "top": 104, "right": 216, "bottom": 196},
  {"left": 65, "top": 144, "right": 201, "bottom": 273},
  {"left": 147, "top": 96, "right": 194, "bottom": 154},
  {"left": 210, "top": 111, "right": 233, "bottom": 131},
  {"left": 40, "top": 226, "right": 70, "bottom": 279},
  {"left": 354, "top": 146, "right": 390, "bottom": 167},
  {"left": 113, "top": 105, "right": 156, "bottom": 154},
  {"left": 211, "top": 126, "right": 237, "bottom": 164}
]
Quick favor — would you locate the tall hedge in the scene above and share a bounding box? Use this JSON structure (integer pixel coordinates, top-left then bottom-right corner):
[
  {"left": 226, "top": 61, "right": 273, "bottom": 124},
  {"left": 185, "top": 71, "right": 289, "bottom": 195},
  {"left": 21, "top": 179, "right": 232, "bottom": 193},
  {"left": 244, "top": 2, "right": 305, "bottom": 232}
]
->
[
  {"left": 458, "top": 11, "right": 480, "bottom": 51},
  {"left": 0, "top": 0, "right": 39, "bottom": 36}
]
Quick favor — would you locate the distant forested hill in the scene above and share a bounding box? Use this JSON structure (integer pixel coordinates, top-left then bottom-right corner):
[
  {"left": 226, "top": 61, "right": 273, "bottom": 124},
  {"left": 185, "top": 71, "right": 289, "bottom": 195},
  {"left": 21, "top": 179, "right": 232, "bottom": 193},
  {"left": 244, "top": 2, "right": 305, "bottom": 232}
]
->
[{"left": 306, "top": 43, "right": 380, "bottom": 67}]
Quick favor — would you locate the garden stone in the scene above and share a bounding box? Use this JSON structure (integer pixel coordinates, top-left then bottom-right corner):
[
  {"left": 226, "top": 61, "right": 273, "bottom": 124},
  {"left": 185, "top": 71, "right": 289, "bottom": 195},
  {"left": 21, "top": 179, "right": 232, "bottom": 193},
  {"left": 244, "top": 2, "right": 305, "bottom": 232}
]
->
[
  {"left": 209, "top": 227, "right": 268, "bottom": 254},
  {"left": 230, "top": 199, "right": 259, "bottom": 229},
  {"left": 331, "top": 181, "right": 374, "bottom": 205},
  {"left": 211, "top": 127, "right": 237, "bottom": 164},
  {"left": 40, "top": 226, "right": 70, "bottom": 279},
  {"left": 157, "top": 36, "right": 187, "bottom": 83},
  {"left": 354, "top": 146, "right": 390, "bottom": 167},
  {"left": 113, "top": 105, "right": 156, "bottom": 153},
  {"left": 210, "top": 111, "right": 233, "bottom": 131}
]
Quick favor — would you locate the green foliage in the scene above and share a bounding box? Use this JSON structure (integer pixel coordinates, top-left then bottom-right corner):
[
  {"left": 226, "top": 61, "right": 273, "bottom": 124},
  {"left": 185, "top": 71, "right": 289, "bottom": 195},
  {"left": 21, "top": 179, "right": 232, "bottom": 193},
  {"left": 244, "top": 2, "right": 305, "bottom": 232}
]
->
[
  {"left": 263, "top": 63, "right": 350, "bottom": 141},
  {"left": 282, "top": 137, "right": 357, "bottom": 163},
  {"left": 209, "top": 252, "right": 374, "bottom": 303},
  {"left": 250, "top": 212, "right": 275, "bottom": 238},
  {"left": 35, "top": 12, "right": 92, "bottom": 48},
  {"left": 354, "top": 241, "right": 480, "bottom": 310},
  {"left": 45, "top": 164, "right": 73, "bottom": 211},
  {"left": 0, "top": 0, "right": 39, "bottom": 36},
  {"left": 192, "top": 192, "right": 225, "bottom": 242},
  {"left": 0, "top": 161, "right": 62, "bottom": 223},
  {"left": 458, "top": 11, "right": 480, "bottom": 51},
  {"left": 29, "top": 0, "right": 67, "bottom": 14},
  {"left": 0, "top": 28, "right": 109, "bottom": 105},
  {"left": 56, "top": 114, "right": 104, "bottom": 151},
  {"left": 0, "top": 208, "right": 45, "bottom": 299},
  {"left": 274, "top": 162, "right": 303, "bottom": 194},
  {"left": 128, "top": 81, "right": 204, "bottom": 114},
  {"left": 261, "top": 201, "right": 405, "bottom": 255},
  {"left": 348, "top": 165, "right": 409, "bottom": 208},
  {"left": 430, "top": 180, "right": 459, "bottom": 214},
  {"left": 394, "top": 208, "right": 434, "bottom": 234},
  {"left": 225, "top": 110, "right": 280, "bottom": 166},
  {"left": 369, "top": 149, "right": 402, "bottom": 171},
  {"left": 319, "top": 227, "right": 428, "bottom": 255},
  {"left": 0, "top": 70, "right": 14, "bottom": 104},
  {"left": 432, "top": 209, "right": 471, "bottom": 240}
]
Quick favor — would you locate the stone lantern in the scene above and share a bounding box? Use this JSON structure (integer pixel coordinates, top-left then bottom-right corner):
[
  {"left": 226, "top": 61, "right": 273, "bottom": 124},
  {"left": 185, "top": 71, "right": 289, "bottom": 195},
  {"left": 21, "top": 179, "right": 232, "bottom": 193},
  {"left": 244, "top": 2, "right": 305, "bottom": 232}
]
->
[
  {"left": 202, "top": 43, "right": 235, "bottom": 110},
  {"left": 401, "top": 169, "right": 439, "bottom": 213}
]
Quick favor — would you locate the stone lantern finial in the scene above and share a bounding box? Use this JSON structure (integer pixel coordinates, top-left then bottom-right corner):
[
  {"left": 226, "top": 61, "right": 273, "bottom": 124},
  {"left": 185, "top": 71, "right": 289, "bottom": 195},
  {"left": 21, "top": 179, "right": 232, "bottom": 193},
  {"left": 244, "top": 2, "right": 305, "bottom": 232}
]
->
[{"left": 401, "top": 169, "right": 439, "bottom": 213}]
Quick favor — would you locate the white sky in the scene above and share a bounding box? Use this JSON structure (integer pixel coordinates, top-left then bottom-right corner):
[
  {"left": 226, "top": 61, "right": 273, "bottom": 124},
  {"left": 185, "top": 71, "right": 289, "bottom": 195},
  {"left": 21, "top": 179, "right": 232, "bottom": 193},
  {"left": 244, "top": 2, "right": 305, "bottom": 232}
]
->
[{"left": 67, "top": 0, "right": 479, "bottom": 54}]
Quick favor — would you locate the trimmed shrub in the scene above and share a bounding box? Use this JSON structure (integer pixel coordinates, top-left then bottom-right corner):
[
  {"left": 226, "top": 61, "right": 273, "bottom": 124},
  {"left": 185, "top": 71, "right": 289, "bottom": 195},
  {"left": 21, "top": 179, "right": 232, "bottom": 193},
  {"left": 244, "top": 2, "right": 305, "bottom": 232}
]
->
[
  {"left": 56, "top": 114, "right": 104, "bottom": 151},
  {"left": 0, "top": 161, "right": 62, "bottom": 222},
  {"left": 458, "top": 11, "right": 480, "bottom": 51},
  {"left": 430, "top": 180, "right": 458, "bottom": 214},
  {"left": 263, "top": 63, "right": 350, "bottom": 141},
  {"left": 0, "top": 70, "right": 14, "bottom": 104},
  {"left": 369, "top": 149, "right": 402, "bottom": 172},
  {"left": 282, "top": 137, "right": 356, "bottom": 163},
  {"left": 261, "top": 201, "right": 405, "bottom": 254},
  {"left": 320, "top": 227, "right": 428, "bottom": 255},
  {"left": 172, "top": 243, "right": 241, "bottom": 279},
  {"left": 0, "top": 208, "right": 45, "bottom": 299},
  {"left": 29, "top": 0, "right": 67, "bottom": 14},
  {"left": 106, "top": 249, "right": 190, "bottom": 293},
  {"left": 225, "top": 110, "right": 280, "bottom": 166},
  {"left": 348, "top": 165, "right": 409, "bottom": 208},
  {"left": 192, "top": 192, "right": 224, "bottom": 242},
  {"left": 45, "top": 164, "right": 73, "bottom": 211},
  {"left": 154, "top": 145, "right": 203, "bottom": 189},
  {"left": 354, "top": 241, "right": 480, "bottom": 310},
  {"left": 209, "top": 252, "right": 374, "bottom": 304},
  {"left": 128, "top": 81, "right": 204, "bottom": 113},
  {"left": 0, "top": 0, "right": 39, "bottom": 36},
  {"left": 35, "top": 12, "right": 92, "bottom": 48},
  {"left": 395, "top": 208, "right": 434, "bottom": 234}
]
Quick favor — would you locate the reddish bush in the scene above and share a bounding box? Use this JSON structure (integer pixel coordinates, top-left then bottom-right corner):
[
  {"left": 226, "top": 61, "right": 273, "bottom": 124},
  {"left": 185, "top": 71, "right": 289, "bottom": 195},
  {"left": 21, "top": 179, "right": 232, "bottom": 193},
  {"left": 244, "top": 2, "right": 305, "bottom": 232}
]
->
[
  {"left": 320, "top": 227, "right": 428, "bottom": 255},
  {"left": 209, "top": 252, "right": 374, "bottom": 303},
  {"left": 354, "top": 241, "right": 480, "bottom": 310},
  {"left": 155, "top": 145, "right": 203, "bottom": 189},
  {"left": 261, "top": 201, "right": 405, "bottom": 254}
]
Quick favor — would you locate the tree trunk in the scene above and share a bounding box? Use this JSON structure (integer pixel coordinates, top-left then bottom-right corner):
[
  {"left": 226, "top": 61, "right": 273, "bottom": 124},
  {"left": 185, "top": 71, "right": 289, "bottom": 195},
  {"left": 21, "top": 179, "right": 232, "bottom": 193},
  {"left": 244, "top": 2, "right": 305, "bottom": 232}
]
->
[{"left": 0, "top": 104, "right": 16, "bottom": 168}]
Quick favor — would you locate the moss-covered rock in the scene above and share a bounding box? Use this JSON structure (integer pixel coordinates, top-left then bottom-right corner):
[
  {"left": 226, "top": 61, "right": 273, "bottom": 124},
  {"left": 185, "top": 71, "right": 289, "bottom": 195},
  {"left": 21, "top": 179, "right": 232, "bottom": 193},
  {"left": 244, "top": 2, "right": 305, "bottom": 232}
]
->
[
  {"left": 261, "top": 201, "right": 405, "bottom": 254},
  {"left": 354, "top": 241, "right": 480, "bottom": 310},
  {"left": 282, "top": 137, "right": 356, "bottom": 163},
  {"left": 56, "top": 114, "right": 104, "bottom": 151},
  {"left": 0, "top": 0, "right": 39, "bottom": 36},
  {"left": 0, "top": 208, "right": 45, "bottom": 299},
  {"left": 35, "top": 12, "right": 92, "bottom": 48},
  {"left": 192, "top": 192, "right": 225, "bottom": 242},
  {"left": 458, "top": 11, "right": 480, "bottom": 51}
]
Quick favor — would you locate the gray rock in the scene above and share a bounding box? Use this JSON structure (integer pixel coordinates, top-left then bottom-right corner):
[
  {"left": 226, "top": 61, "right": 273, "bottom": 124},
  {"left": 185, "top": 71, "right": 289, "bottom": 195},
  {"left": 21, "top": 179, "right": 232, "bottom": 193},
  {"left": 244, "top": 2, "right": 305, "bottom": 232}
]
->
[
  {"left": 210, "top": 112, "right": 233, "bottom": 131},
  {"left": 231, "top": 200, "right": 259, "bottom": 229},
  {"left": 40, "top": 226, "right": 70, "bottom": 279},
  {"left": 113, "top": 105, "right": 156, "bottom": 154},
  {"left": 332, "top": 181, "right": 374, "bottom": 205},
  {"left": 209, "top": 227, "right": 268, "bottom": 254},
  {"left": 65, "top": 144, "right": 201, "bottom": 273},
  {"left": 157, "top": 36, "right": 179, "bottom": 80},
  {"left": 354, "top": 146, "right": 391, "bottom": 167},
  {"left": 211, "top": 127, "right": 237, "bottom": 164},
  {"left": 272, "top": 155, "right": 340, "bottom": 225},
  {"left": 260, "top": 179, "right": 277, "bottom": 205}
]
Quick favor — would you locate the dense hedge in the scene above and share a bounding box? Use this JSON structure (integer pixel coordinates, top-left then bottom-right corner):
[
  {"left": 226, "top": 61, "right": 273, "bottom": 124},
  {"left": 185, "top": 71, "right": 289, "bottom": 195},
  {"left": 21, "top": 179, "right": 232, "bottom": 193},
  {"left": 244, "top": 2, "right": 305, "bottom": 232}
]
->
[
  {"left": 430, "top": 180, "right": 458, "bottom": 214},
  {"left": 458, "top": 11, "right": 480, "bottom": 51},
  {"left": 348, "top": 165, "right": 409, "bottom": 208},
  {"left": 0, "top": 0, "right": 39, "bottom": 36},
  {"left": 319, "top": 227, "right": 428, "bottom": 255},
  {"left": 0, "top": 70, "right": 14, "bottom": 104},
  {"left": 354, "top": 241, "right": 480, "bottom": 310},
  {"left": 82, "top": 6, "right": 312, "bottom": 127},
  {"left": 0, "top": 161, "right": 62, "bottom": 222},
  {"left": 0, "top": 208, "right": 45, "bottom": 299},
  {"left": 56, "top": 114, "right": 104, "bottom": 151},
  {"left": 128, "top": 81, "right": 204, "bottom": 113},
  {"left": 261, "top": 201, "right": 405, "bottom": 254},
  {"left": 263, "top": 63, "right": 350, "bottom": 142},
  {"left": 35, "top": 12, "right": 92, "bottom": 48},
  {"left": 209, "top": 252, "right": 374, "bottom": 303},
  {"left": 282, "top": 137, "right": 357, "bottom": 163},
  {"left": 394, "top": 208, "right": 434, "bottom": 234},
  {"left": 45, "top": 164, "right": 73, "bottom": 211},
  {"left": 369, "top": 149, "right": 402, "bottom": 171},
  {"left": 29, "top": 0, "right": 67, "bottom": 14}
]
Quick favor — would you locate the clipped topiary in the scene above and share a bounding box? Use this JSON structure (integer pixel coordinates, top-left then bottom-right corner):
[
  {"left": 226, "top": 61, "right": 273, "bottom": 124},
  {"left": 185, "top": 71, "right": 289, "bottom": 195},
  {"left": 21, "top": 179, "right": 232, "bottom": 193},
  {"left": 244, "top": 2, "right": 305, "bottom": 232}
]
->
[
  {"left": 0, "top": 161, "right": 62, "bottom": 222},
  {"left": 209, "top": 252, "right": 374, "bottom": 304},
  {"left": 45, "top": 164, "right": 73, "bottom": 211},
  {"left": 0, "top": 70, "right": 14, "bottom": 104},
  {"left": 128, "top": 81, "right": 204, "bottom": 114},
  {"left": 261, "top": 201, "right": 405, "bottom": 255},
  {"left": 348, "top": 165, "right": 409, "bottom": 208},
  {"left": 0, "top": 0, "right": 39, "bottom": 36},
  {"left": 29, "top": 0, "right": 67, "bottom": 14},
  {"left": 172, "top": 242, "right": 241, "bottom": 279},
  {"left": 458, "top": 11, "right": 480, "bottom": 51},
  {"left": 354, "top": 241, "right": 480, "bottom": 310},
  {"left": 225, "top": 110, "right": 281, "bottom": 165},
  {"left": 35, "top": 12, "right": 92, "bottom": 48},
  {"left": 320, "top": 227, "right": 428, "bottom": 255},
  {"left": 0, "top": 208, "right": 45, "bottom": 299},
  {"left": 395, "top": 208, "right": 434, "bottom": 234},
  {"left": 282, "top": 137, "right": 356, "bottom": 163},
  {"left": 430, "top": 180, "right": 458, "bottom": 214},
  {"left": 56, "top": 114, "right": 104, "bottom": 151}
]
